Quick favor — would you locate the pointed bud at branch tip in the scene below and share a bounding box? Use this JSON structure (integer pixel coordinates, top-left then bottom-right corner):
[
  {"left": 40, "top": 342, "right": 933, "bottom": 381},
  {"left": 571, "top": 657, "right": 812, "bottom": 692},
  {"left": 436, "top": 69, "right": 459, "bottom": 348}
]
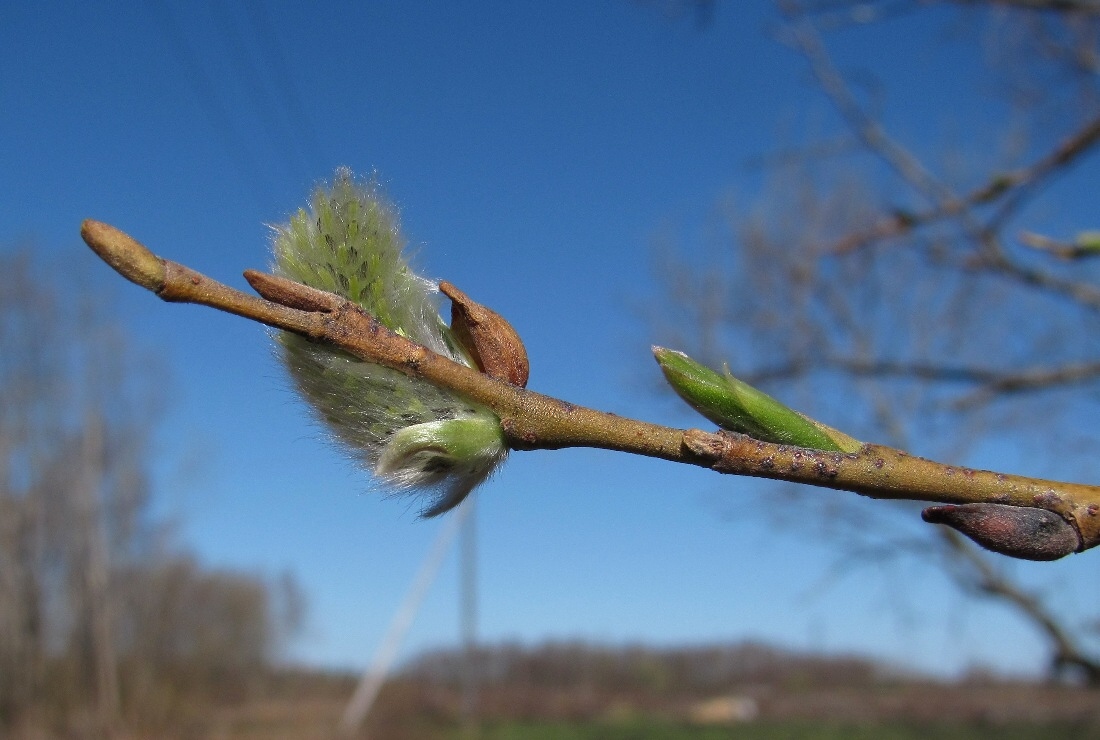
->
[
  {"left": 922, "top": 503, "right": 1080, "bottom": 561},
  {"left": 244, "top": 269, "right": 344, "bottom": 313},
  {"left": 80, "top": 219, "right": 166, "bottom": 292},
  {"left": 653, "top": 346, "right": 860, "bottom": 453},
  {"left": 440, "top": 280, "right": 529, "bottom": 387}
]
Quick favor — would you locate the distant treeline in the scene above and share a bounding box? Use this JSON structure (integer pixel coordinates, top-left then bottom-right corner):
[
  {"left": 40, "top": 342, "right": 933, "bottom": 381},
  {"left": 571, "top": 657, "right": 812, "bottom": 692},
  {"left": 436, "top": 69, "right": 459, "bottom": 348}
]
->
[
  {"left": 388, "top": 642, "right": 1098, "bottom": 729},
  {"left": 403, "top": 640, "right": 907, "bottom": 696}
]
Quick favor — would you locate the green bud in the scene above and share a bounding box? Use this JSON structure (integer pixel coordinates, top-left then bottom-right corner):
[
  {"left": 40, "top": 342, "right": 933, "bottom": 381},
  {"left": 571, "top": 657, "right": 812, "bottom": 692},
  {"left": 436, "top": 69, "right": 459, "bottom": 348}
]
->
[
  {"left": 891, "top": 208, "right": 917, "bottom": 228},
  {"left": 1074, "top": 230, "right": 1100, "bottom": 254},
  {"left": 378, "top": 418, "right": 507, "bottom": 517},
  {"left": 653, "top": 347, "right": 861, "bottom": 453},
  {"left": 977, "top": 174, "right": 1013, "bottom": 202}
]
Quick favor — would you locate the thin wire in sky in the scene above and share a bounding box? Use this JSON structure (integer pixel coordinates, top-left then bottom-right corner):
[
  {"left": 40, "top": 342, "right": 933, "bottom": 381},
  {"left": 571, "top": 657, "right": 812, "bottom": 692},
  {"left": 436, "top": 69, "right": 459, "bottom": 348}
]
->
[
  {"left": 205, "top": 0, "right": 312, "bottom": 185},
  {"left": 146, "top": 0, "right": 274, "bottom": 208},
  {"left": 245, "top": 2, "right": 331, "bottom": 171}
]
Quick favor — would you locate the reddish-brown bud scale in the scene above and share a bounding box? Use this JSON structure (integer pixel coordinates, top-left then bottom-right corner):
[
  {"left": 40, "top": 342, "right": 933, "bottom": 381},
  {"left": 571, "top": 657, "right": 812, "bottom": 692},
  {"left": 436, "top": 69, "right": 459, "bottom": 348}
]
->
[
  {"left": 922, "top": 503, "right": 1081, "bottom": 561},
  {"left": 439, "top": 280, "right": 530, "bottom": 388}
]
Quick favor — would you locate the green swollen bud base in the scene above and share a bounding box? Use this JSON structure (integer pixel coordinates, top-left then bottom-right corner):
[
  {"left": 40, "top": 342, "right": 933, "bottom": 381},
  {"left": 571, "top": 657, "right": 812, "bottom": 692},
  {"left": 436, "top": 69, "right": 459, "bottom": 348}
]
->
[
  {"left": 653, "top": 347, "right": 861, "bottom": 453},
  {"left": 377, "top": 417, "right": 508, "bottom": 516}
]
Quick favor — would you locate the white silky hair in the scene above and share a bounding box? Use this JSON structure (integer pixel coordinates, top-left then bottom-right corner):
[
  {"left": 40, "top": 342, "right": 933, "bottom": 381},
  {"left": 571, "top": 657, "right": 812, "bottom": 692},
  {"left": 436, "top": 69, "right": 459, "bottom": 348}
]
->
[{"left": 271, "top": 169, "right": 507, "bottom": 515}]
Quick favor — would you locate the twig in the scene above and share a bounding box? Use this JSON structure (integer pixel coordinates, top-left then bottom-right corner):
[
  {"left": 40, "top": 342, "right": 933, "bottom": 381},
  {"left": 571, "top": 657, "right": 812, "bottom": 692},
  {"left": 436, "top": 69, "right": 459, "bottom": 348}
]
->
[
  {"left": 740, "top": 357, "right": 1100, "bottom": 401},
  {"left": 1020, "top": 230, "right": 1100, "bottom": 260},
  {"left": 946, "top": 0, "right": 1100, "bottom": 16},
  {"left": 780, "top": 1, "right": 1100, "bottom": 312},
  {"left": 986, "top": 114, "right": 1100, "bottom": 231},
  {"left": 80, "top": 219, "right": 1100, "bottom": 555},
  {"left": 776, "top": 0, "right": 959, "bottom": 207},
  {"left": 831, "top": 113, "right": 1100, "bottom": 254},
  {"left": 939, "top": 528, "right": 1100, "bottom": 683}
]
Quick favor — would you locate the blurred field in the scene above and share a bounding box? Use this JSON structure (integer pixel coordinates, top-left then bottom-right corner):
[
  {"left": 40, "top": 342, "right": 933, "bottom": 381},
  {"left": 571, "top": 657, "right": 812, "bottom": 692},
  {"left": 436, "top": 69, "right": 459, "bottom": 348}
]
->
[
  {"left": 106, "top": 643, "right": 1100, "bottom": 740},
  {"left": 8, "top": 651, "right": 1100, "bottom": 738},
  {"left": 196, "top": 694, "right": 1100, "bottom": 740},
  {"left": 190, "top": 695, "right": 1100, "bottom": 740},
  {"left": 456, "top": 721, "right": 1100, "bottom": 740}
]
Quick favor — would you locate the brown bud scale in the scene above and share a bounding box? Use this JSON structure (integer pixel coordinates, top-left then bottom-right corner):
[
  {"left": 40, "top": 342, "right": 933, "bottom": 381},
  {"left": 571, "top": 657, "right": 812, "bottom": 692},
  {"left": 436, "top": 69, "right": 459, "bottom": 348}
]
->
[
  {"left": 439, "top": 280, "right": 529, "bottom": 388},
  {"left": 922, "top": 503, "right": 1081, "bottom": 561}
]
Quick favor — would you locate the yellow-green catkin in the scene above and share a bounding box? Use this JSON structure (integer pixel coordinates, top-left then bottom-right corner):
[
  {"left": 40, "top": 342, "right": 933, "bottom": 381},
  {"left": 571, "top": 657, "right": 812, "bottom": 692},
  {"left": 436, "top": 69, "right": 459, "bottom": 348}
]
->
[{"left": 271, "top": 168, "right": 506, "bottom": 515}]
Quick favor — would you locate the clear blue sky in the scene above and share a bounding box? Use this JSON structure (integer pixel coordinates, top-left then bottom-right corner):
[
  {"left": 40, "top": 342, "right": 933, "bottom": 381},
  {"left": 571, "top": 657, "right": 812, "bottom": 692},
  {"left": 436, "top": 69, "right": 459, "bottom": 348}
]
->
[{"left": 2, "top": 1, "right": 1092, "bottom": 678}]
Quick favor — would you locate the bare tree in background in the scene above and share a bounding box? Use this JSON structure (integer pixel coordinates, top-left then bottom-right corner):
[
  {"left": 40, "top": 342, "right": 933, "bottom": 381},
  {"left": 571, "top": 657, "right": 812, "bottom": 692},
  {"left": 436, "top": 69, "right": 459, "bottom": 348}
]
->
[
  {"left": 0, "top": 253, "right": 130, "bottom": 732},
  {"left": 0, "top": 251, "right": 302, "bottom": 736},
  {"left": 651, "top": 0, "right": 1100, "bottom": 683}
]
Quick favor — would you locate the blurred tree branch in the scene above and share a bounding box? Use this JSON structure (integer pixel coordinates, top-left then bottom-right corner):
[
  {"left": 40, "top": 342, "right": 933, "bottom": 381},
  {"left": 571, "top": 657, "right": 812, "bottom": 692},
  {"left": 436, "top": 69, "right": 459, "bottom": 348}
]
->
[
  {"left": 940, "top": 528, "right": 1100, "bottom": 682},
  {"left": 648, "top": 0, "right": 1100, "bottom": 682},
  {"left": 952, "top": 0, "right": 1100, "bottom": 14}
]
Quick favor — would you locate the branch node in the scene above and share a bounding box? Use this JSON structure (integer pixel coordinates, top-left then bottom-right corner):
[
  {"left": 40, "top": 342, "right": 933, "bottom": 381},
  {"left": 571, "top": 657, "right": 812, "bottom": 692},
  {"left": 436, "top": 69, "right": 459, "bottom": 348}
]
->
[{"left": 681, "top": 428, "right": 724, "bottom": 460}]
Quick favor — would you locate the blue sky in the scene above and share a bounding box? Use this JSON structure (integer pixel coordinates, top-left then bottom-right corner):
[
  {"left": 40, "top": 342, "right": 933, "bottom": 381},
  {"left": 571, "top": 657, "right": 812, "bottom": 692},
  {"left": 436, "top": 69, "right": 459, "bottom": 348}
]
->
[{"left": 3, "top": 1, "right": 1093, "bottom": 678}]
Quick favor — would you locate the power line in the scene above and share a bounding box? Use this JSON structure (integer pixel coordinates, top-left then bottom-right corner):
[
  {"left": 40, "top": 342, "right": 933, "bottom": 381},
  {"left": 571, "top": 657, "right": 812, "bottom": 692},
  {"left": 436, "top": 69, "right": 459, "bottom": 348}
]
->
[
  {"left": 147, "top": 0, "right": 274, "bottom": 207},
  {"left": 245, "top": 1, "right": 330, "bottom": 171},
  {"left": 460, "top": 497, "right": 479, "bottom": 729},
  {"left": 206, "top": 0, "right": 311, "bottom": 184}
]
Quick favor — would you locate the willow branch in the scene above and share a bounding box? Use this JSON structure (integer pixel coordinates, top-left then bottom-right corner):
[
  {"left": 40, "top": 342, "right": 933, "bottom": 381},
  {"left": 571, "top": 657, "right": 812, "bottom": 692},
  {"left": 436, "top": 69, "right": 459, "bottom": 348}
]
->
[
  {"left": 947, "top": 0, "right": 1100, "bottom": 15},
  {"left": 80, "top": 219, "right": 1100, "bottom": 556},
  {"left": 781, "top": 2, "right": 1100, "bottom": 312},
  {"left": 831, "top": 112, "right": 1100, "bottom": 255}
]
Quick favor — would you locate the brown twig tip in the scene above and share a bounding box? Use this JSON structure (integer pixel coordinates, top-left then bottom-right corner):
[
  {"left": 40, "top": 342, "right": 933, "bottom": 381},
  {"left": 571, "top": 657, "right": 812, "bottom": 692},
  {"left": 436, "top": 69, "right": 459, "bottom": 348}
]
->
[
  {"left": 243, "top": 270, "right": 344, "bottom": 313},
  {"left": 922, "top": 503, "right": 1081, "bottom": 561},
  {"left": 80, "top": 220, "right": 166, "bottom": 292}
]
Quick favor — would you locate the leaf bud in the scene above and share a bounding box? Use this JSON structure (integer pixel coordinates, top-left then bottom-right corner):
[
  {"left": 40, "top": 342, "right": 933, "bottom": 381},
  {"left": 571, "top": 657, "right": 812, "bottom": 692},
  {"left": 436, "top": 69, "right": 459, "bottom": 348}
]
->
[
  {"left": 922, "top": 503, "right": 1080, "bottom": 561},
  {"left": 377, "top": 417, "right": 507, "bottom": 516},
  {"left": 653, "top": 347, "right": 860, "bottom": 452},
  {"left": 440, "top": 280, "right": 529, "bottom": 387}
]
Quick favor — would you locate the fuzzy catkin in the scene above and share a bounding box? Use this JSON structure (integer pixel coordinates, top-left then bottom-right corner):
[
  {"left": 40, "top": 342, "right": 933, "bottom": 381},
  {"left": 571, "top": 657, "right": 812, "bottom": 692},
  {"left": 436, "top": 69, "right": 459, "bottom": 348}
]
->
[{"left": 271, "top": 168, "right": 506, "bottom": 515}]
